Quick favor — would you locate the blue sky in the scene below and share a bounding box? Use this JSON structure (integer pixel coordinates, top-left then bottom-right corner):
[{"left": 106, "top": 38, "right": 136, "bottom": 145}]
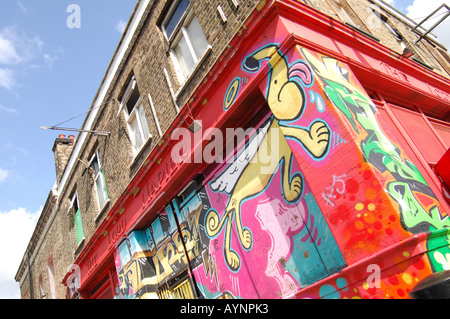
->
[
  {"left": 0, "top": 0, "right": 449, "bottom": 299},
  {"left": 0, "top": 0, "right": 136, "bottom": 299}
]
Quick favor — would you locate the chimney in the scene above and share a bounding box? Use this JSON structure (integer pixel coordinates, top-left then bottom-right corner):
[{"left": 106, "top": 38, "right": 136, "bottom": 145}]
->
[{"left": 52, "top": 134, "right": 75, "bottom": 185}]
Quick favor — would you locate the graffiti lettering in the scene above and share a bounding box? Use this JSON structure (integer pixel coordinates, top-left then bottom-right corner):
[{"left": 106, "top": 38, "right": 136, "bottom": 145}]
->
[
  {"left": 303, "top": 48, "right": 449, "bottom": 275},
  {"left": 322, "top": 174, "right": 347, "bottom": 207}
]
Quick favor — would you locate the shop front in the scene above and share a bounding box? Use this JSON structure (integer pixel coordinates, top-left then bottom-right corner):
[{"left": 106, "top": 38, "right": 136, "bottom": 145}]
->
[{"left": 64, "top": 0, "right": 450, "bottom": 299}]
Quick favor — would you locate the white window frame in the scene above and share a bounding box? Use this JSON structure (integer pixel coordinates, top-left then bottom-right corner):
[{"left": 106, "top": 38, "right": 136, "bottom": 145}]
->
[
  {"left": 119, "top": 76, "right": 152, "bottom": 156},
  {"left": 125, "top": 97, "right": 151, "bottom": 156},
  {"left": 162, "top": 0, "right": 212, "bottom": 86},
  {"left": 161, "top": 0, "right": 191, "bottom": 42},
  {"left": 89, "top": 148, "right": 109, "bottom": 211}
]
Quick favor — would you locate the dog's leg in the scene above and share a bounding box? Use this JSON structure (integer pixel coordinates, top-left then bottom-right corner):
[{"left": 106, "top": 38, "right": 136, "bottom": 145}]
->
[
  {"left": 281, "top": 152, "right": 304, "bottom": 203},
  {"left": 280, "top": 120, "right": 330, "bottom": 159}
]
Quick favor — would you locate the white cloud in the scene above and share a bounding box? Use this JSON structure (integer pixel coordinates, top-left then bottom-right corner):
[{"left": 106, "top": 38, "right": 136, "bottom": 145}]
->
[
  {"left": 0, "top": 36, "right": 22, "bottom": 65},
  {"left": 0, "top": 26, "right": 43, "bottom": 64},
  {"left": 43, "top": 53, "right": 59, "bottom": 67},
  {"left": 0, "top": 207, "right": 40, "bottom": 298},
  {"left": 0, "top": 68, "right": 15, "bottom": 90},
  {"left": 0, "top": 104, "right": 18, "bottom": 115},
  {"left": 0, "top": 26, "right": 58, "bottom": 91},
  {"left": 0, "top": 168, "right": 10, "bottom": 183},
  {"left": 115, "top": 19, "right": 127, "bottom": 34},
  {"left": 17, "top": 1, "right": 29, "bottom": 14}
]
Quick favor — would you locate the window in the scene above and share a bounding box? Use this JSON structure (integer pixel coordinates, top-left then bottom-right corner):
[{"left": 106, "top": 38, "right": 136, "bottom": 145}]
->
[
  {"left": 89, "top": 149, "right": 109, "bottom": 210},
  {"left": 46, "top": 257, "right": 57, "bottom": 299},
  {"left": 120, "top": 76, "right": 151, "bottom": 155},
  {"left": 162, "top": 0, "right": 211, "bottom": 83},
  {"left": 39, "top": 274, "right": 45, "bottom": 299},
  {"left": 379, "top": 14, "right": 403, "bottom": 41},
  {"left": 69, "top": 192, "right": 84, "bottom": 246},
  {"left": 329, "top": 0, "right": 357, "bottom": 26},
  {"left": 389, "top": 104, "right": 448, "bottom": 165}
]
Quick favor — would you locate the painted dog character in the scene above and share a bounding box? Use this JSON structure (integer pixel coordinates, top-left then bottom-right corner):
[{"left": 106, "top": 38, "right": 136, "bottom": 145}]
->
[{"left": 206, "top": 44, "right": 330, "bottom": 271}]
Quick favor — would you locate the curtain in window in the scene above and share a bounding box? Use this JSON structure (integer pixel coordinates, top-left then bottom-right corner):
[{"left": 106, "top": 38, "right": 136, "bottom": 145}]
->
[{"left": 74, "top": 208, "right": 84, "bottom": 244}]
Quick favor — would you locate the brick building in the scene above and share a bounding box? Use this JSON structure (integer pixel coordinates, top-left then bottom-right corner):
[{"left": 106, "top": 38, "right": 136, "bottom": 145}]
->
[{"left": 15, "top": 0, "right": 450, "bottom": 299}]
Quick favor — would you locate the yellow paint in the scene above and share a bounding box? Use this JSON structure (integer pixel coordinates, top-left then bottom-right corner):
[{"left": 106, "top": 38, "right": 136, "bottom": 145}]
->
[
  {"left": 256, "top": 0, "right": 266, "bottom": 11},
  {"left": 402, "top": 273, "right": 413, "bottom": 285}
]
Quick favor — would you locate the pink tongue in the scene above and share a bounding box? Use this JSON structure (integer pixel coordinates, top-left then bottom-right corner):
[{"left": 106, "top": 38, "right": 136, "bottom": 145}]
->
[{"left": 289, "top": 63, "right": 312, "bottom": 85}]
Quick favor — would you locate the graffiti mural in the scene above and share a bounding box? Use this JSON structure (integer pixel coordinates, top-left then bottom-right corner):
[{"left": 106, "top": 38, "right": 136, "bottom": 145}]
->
[
  {"left": 193, "top": 43, "right": 347, "bottom": 299},
  {"left": 301, "top": 48, "right": 450, "bottom": 273},
  {"left": 115, "top": 230, "right": 158, "bottom": 299},
  {"left": 206, "top": 44, "right": 332, "bottom": 273},
  {"left": 114, "top": 40, "right": 448, "bottom": 299},
  {"left": 199, "top": 122, "right": 346, "bottom": 298},
  {"left": 114, "top": 192, "right": 213, "bottom": 299}
]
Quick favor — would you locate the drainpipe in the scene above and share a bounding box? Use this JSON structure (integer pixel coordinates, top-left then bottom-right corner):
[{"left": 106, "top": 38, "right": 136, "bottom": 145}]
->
[
  {"left": 27, "top": 250, "right": 33, "bottom": 299},
  {"left": 171, "top": 200, "right": 202, "bottom": 299}
]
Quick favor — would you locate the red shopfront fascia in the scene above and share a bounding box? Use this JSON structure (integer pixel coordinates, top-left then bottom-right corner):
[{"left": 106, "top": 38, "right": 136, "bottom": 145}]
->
[{"left": 63, "top": 0, "right": 450, "bottom": 296}]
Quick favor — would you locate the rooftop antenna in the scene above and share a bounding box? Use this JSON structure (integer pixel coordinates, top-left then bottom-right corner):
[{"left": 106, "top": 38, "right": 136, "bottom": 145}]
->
[
  {"left": 411, "top": 4, "right": 450, "bottom": 44},
  {"left": 40, "top": 126, "right": 110, "bottom": 136},
  {"left": 40, "top": 100, "right": 113, "bottom": 136}
]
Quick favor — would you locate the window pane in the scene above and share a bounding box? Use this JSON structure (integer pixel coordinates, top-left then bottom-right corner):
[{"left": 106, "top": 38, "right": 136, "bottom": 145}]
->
[
  {"left": 391, "top": 105, "right": 445, "bottom": 164},
  {"left": 137, "top": 105, "right": 151, "bottom": 139},
  {"left": 186, "top": 16, "right": 208, "bottom": 59},
  {"left": 165, "top": 0, "right": 190, "bottom": 38},
  {"left": 91, "top": 155, "right": 100, "bottom": 173},
  {"left": 95, "top": 175, "right": 106, "bottom": 208},
  {"left": 101, "top": 169, "right": 108, "bottom": 200},
  {"left": 431, "top": 120, "right": 450, "bottom": 148},
  {"left": 126, "top": 86, "right": 140, "bottom": 115},
  {"left": 130, "top": 116, "right": 144, "bottom": 151},
  {"left": 174, "top": 35, "right": 195, "bottom": 77},
  {"left": 74, "top": 208, "right": 84, "bottom": 244}
]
